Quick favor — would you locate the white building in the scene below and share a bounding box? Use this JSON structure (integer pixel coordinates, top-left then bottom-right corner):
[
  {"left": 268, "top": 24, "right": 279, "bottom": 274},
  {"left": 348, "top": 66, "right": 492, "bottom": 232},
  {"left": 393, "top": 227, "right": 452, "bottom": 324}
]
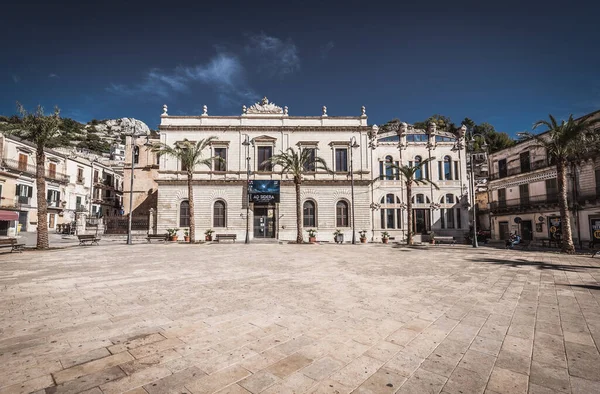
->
[
  {"left": 487, "top": 110, "right": 600, "bottom": 246},
  {"left": 110, "top": 143, "right": 126, "bottom": 161},
  {"left": 155, "top": 98, "right": 470, "bottom": 243}
]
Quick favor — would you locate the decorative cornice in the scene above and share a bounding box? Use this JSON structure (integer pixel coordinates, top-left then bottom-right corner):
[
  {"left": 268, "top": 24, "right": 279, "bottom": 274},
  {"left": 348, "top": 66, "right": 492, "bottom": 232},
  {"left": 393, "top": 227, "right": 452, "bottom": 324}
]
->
[
  {"left": 159, "top": 125, "right": 372, "bottom": 133},
  {"left": 156, "top": 179, "right": 372, "bottom": 186},
  {"left": 245, "top": 97, "right": 284, "bottom": 114},
  {"left": 489, "top": 170, "right": 557, "bottom": 190}
]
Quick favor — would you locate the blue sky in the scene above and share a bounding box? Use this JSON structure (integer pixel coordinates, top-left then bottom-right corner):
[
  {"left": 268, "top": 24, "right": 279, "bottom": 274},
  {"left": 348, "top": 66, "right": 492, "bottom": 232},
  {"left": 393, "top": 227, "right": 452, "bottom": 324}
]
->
[{"left": 1, "top": 0, "right": 599, "bottom": 134}]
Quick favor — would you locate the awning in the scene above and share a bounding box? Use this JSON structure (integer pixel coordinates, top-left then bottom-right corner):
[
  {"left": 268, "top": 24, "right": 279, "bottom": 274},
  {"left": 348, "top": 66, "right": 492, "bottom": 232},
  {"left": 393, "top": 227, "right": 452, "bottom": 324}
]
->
[{"left": 0, "top": 210, "right": 19, "bottom": 221}]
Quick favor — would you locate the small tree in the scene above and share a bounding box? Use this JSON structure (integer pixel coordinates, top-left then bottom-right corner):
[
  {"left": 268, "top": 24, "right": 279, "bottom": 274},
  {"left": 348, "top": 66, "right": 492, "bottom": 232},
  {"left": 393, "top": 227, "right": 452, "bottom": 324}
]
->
[
  {"left": 265, "top": 147, "right": 330, "bottom": 243},
  {"left": 393, "top": 158, "right": 439, "bottom": 245},
  {"left": 152, "top": 137, "right": 220, "bottom": 243},
  {"left": 519, "top": 114, "right": 598, "bottom": 253},
  {"left": 9, "top": 103, "right": 62, "bottom": 249}
]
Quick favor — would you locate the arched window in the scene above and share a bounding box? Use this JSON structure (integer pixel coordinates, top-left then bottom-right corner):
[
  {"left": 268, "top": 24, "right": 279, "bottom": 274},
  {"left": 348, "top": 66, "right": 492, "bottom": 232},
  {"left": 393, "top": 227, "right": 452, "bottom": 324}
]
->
[
  {"left": 303, "top": 200, "right": 316, "bottom": 227},
  {"left": 133, "top": 146, "right": 140, "bottom": 164},
  {"left": 444, "top": 156, "right": 452, "bottom": 180},
  {"left": 336, "top": 200, "right": 349, "bottom": 227},
  {"left": 446, "top": 194, "right": 454, "bottom": 204},
  {"left": 179, "top": 200, "right": 190, "bottom": 227},
  {"left": 380, "top": 194, "right": 402, "bottom": 229},
  {"left": 213, "top": 200, "right": 226, "bottom": 227}
]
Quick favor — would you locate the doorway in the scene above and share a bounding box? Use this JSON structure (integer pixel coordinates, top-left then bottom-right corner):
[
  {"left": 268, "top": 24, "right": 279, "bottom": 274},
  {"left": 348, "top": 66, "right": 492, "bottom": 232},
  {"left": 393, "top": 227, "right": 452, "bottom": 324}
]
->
[
  {"left": 253, "top": 206, "right": 275, "bottom": 238},
  {"left": 412, "top": 209, "right": 431, "bottom": 234},
  {"left": 499, "top": 221, "right": 509, "bottom": 241},
  {"left": 18, "top": 211, "right": 27, "bottom": 232},
  {"left": 49, "top": 214, "right": 56, "bottom": 229},
  {"left": 521, "top": 220, "right": 533, "bottom": 241}
]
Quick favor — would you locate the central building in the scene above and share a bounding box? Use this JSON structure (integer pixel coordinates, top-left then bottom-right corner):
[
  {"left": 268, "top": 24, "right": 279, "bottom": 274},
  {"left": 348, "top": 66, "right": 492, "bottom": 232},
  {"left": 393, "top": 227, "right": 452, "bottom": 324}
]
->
[{"left": 156, "top": 98, "right": 373, "bottom": 242}]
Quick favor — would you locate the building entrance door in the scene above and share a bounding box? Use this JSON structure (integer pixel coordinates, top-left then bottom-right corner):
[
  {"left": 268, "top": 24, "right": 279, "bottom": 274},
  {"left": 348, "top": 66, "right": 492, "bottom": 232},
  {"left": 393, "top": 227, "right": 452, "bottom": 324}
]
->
[
  {"left": 521, "top": 220, "right": 533, "bottom": 241},
  {"left": 253, "top": 206, "right": 275, "bottom": 238},
  {"left": 499, "top": 221, "right": 509, "bottom": 241},
  {"left": 412, "top": 209, "right": 431, "bottom": 234},
  {"left": 18, "top": 211, "right": 27, "bottom": 232}
]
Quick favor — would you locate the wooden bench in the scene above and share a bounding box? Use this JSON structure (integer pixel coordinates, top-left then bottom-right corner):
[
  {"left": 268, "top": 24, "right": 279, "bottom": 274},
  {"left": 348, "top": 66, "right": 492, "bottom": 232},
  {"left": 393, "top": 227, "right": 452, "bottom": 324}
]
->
[
  {"left": 434, "top": 236, "right": 456, "bottom": 245},
  {"left": 78, "top": 234, "right": 100, "bottom": 246},
  {"left": 147, "top": 233, "right": 168, "bottom": 243},
  {"left": 0, "top": 238, "right": 25, "bottom": 253},
  {"left": 215, "top": 234, "right": 237, "bottom": 243}
]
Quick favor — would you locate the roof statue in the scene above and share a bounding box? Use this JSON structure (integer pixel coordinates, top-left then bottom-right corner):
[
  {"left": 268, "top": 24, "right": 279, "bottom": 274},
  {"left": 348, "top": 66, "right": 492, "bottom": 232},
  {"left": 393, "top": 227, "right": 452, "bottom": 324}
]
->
[{"left": 246, "top": 97, "right": 284, "bottom": 114}]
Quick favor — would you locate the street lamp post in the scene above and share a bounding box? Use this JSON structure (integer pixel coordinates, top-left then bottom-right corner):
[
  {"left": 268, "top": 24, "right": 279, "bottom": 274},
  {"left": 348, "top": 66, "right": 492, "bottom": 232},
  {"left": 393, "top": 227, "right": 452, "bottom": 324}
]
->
[
  {"left": 242, "top": 135, "right": 251, "bottom": 244},
  {"left": 349, "top": 136, "right": 360, "bottom": 244},
  {"left": 467, "top": 132, "right": 487, "bottom": 248}
]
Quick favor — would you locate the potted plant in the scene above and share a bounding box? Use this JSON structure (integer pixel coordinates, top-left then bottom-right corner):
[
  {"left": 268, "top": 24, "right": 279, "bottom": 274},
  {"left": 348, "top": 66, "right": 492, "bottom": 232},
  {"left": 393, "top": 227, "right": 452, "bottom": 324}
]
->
[
  {"left": 204, "top": 229, "right": 214, "bottom": 241},
  {"left": 306, "top": 229, "right": 317, "bottom": 243},
  {"left": 381, "top": 231, "right": 390, "bottom": 244},
  {"left": 359, "top": 230, "right": 367, "bottom": 243},
  {"left": 167, "top": 228, "right": 179, "bottom": 242},
  {"left": 333, "top": 229, "right": 344, "bottom": 244},
  {"left": 184, "top": 229, "right": 190, "bottom": 243},
  {"left": 429, "top": 231, "right": 436, "bottom": 245}
]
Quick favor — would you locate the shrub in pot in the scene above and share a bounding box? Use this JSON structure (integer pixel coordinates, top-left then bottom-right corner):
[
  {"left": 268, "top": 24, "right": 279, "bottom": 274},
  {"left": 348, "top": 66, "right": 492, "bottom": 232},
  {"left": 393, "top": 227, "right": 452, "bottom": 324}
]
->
[
  {"left": 204, "top": 229, "right": 214, "bottom": 241},
  {"left": 184, "top": 229, "right": 190, "bottom": 243},
  {"left": 306, "top": 229, "right": 317, "bottom": 243},
  {"left": 333, "top": 229, "right": 344, "bottom": 244},
  {"left": 381, "top": 231, "right": 390, "bottom": 244},
  {"left": 359, "top": 230, "right": 367, "bottom": 243},
  {"left": 429, "top": 231, "right": 436, "bottom": 245},
  {"left": 167, "top": 228, "right": 179, "bottom": 242}
]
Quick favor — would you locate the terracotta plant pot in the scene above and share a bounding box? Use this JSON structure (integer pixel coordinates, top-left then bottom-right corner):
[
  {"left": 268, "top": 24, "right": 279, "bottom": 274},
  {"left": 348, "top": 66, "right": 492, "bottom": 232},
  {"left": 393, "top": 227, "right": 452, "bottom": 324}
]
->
[
  {"left": 184, "top": 236, "right": 190, "bottom": 242},
  {"left": 360, "top": 238, "right": 366, "bottom": 243},
  {"left": 382, "top": 238, "right": 389, "bottom": 244},
  {"left": 170, "top": 236, "right": 178, "bottom": 242},
  {"left": 205, "top": 235, "right": 212, "bottom": 241},
  {"left": 309, "top": 236, "right": 316, "bottom": 243}
]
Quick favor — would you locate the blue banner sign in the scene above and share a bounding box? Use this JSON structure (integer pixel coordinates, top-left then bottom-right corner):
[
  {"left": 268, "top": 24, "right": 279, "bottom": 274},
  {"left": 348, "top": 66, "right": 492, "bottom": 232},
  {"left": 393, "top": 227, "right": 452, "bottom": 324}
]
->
[{"left": 248, "top": 180, "right": 280, "bottom": 203}]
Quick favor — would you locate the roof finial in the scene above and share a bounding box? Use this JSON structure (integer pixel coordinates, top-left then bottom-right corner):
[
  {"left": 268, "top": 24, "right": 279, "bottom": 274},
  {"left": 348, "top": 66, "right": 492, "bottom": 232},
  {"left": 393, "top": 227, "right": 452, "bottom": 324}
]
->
[
  {"left": 162, "top": 104, "right": 168, "bottom": 116},
  {"left": 322, "top": 106, "right": 327, "bottom": 117},
  {"left": 361, "top": 106, "right": 366, "bottom": 117},
  {"left": 202, "top": 105, "right": 208, "bottom": 116}
]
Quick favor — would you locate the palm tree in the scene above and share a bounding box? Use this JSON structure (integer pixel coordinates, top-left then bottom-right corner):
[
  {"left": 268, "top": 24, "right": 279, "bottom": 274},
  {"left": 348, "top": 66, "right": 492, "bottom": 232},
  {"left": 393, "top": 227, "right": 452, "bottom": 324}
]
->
[
  {"left": 393, "top": 157, "right": 439, "bottom": 245},
  {"left": 265, "top": 147, "right": 330, "bottom": 243},
  {"left": 12, "top": 104, "right": 62, "bottom": 249},
  {"left": 520, "top": 114, "right": 598, "bottom": 253},
  {"left": 152, "top": 137, "right": 220, "bottom": 243}
]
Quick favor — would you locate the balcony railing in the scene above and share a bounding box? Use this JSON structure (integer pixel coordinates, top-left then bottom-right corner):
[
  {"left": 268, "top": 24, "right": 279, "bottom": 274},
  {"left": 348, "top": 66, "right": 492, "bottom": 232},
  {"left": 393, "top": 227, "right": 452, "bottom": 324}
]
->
[
  {"left": 490, "top": 159, "right": 552, "bottom": 181},
  {"left": 490, "top": 194, "right": 567, "bottom": 213},
  {"left": 1, "top": 158, "right": 69, "bottom": 183},
  {"left": 17, "top": 195, "right": 31, "bottom": 205}
]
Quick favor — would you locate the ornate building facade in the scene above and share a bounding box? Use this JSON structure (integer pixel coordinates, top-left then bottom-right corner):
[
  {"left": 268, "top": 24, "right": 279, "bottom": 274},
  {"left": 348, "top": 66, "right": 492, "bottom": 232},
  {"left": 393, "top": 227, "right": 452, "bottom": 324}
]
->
[{"left": 155, "top": 98, "right": 471, "bottom": 242}]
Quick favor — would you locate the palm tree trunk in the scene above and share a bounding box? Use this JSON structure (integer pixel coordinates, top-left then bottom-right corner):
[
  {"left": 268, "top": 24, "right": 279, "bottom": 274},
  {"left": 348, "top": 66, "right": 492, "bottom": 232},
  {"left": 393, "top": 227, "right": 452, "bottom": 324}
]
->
[
  {"left": 188, "top": 172, "right": 195, "bottom": 243},
  {"left": 406, "top": 181, "right": 412, "bottom": 245},
  {"left": 557, "top": 160, "right": 575, "bottom": 253},
  {"left": 36, "top": 149, "right": 49, "bottom": 249},
  {"left": 295, "top": 179, "right": 303, "bottom": 243}
]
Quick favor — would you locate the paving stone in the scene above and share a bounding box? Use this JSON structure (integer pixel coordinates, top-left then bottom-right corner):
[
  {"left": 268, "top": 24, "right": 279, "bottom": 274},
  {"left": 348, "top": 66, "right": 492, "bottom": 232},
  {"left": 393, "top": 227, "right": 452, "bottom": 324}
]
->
[
  {"left": 184, "top": 365, "right": 251, "bottom": 394},
  {"left": 108, "top": 333, "right": 166, "bottom": 354},
  {"left": 59, "top": 348, "right": 112, "bottom": 369},
  {"left": 329, "top": 355, "right": 383, "bottom": 388},
  {"left": 238, "top": 370, "right": 280, "bottom": 393},
  {"left": 570, "top": 376, "right": 600, "bottom": 394},
  {"left": 364, "top": 340, "right": 402, "bottom": 362},
  {"left": 564, "top": 341, "right": 600, "bottom": 381},
  {"left": 0, "top": 374, "right": 53, "bottom": 394},
  {"left": 486, "top": 367, "right": 528, "bottom": 394},
  {"left": 457, "top": 349, "right": 496, "bottom": 379},
  {"left": 301, "top": 357, "right": 345, "bottom": 381},
  {"left": 45, "top": 366, "right": 126, "bottom": 394},
  {"left": 353, "top": 367, "right": 407, "bottom": 394},
  {"left": 215, "top": 384, "right": 251, "bottom": 394},
  {"left": 52, "top": 351, "right": 134, "bottom": 384},
  {"left": 265, "top": 353, "right": 314, "bottom": 379},
  {"left": 306, "top": 378, "right": 353, "bottom": 394},
  {"left": 495, "top": 349, "right": 530, "bottom": 375},
  {"left": 469, "top": 336, "right": 502, "bottom": 357},
  {"left": 383, "top": 351, "right": 424, "bottom": 377},
  {"left": 529, "top": 361, "right": 570, "bottom": 393},
  {"left": 120, "top": 348, "right": 182, "bottom": 375},
  {"left": 396, "top": 368, "right": 447, "bottom": 394},
  {"left": 100, "top": 365, "right": 172, "bottom": 394},
  {"left": 129, "top": 338, "right": 185, "bottom": 359}
]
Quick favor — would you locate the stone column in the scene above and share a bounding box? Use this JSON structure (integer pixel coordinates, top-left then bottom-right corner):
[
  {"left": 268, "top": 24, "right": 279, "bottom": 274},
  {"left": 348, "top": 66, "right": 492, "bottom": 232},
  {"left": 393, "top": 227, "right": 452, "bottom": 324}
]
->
[
  {"left": 149, "top": 208, "right": 156, "bottom": 235},
  {"left": 76, "top": 212, "right": 87, "bottom": 235}
]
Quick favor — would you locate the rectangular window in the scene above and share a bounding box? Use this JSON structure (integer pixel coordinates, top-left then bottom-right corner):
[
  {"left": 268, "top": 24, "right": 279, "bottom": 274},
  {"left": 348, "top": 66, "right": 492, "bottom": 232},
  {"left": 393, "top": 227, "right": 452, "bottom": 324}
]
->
[
  {"left": 387, "top": 209, "right": 394, "bottom": 229},
  {"left": 303, "top": 148, "right": 316, "bottom": 172},
  {"left": 48, "top": 163, "right": 56, "bottom": 179},
  {"left": 454, "top": 161, "right": 459, "bottom": 180},
  {"left": 438, "top": 161, "right": 443, "bottom": 180},
  {"left": 595, "top": 169, "right": 600, "bottom": 196},
  {"left": 18, "top": 153, "right": 28, "bottom": 171},
  {"left": 94, "top": 170, "right": 99, "bottom": 183},
  {"left": 545, "top": 178, "right": 558, "bottom": 200},
  {"left": 396, "top": 209, "right": 402, "bottom": 229},
  {"left": 214, "top": 147, "right": 227, "bottom": 171},
  {"left": 47, "top": 190, "right": 60, "bottom": 206},
  {"left": 498, "top": 159, "right": 507, "bottom": 178},
  {"left": 519, "top": 184, "right": 530, "bottom": 205},
  {"left": 379, "top": 161, "right": 384, "bottom": 180},
  {"left": 76, "top": 196, "right": 82, "bottom": 210},
  {"left": 49, "top": 213, "right": 55, "bottom": 228},
  {"left": 520, "top": 151, "right": 531, "bottom": 173},
  {"left": 77, "top": 168, "right": 84, "bottom": 183},
  {"left": 498, "top": 188, "right": 506, "bottom": 207},
  {"left": 380, "top": 208, "right": 385, "bottom": 229},
  {"left": 446, "top": 208, "right": 455, "bottom": 229},
  {"left": 257, "top": 146, "right": 273, "bottom": 171},
  {"left": 335, "top": 148, "right": 348, "bottom": 172},
  {"left": 456, "top": 208, "right": 461, "bottom": 229}
]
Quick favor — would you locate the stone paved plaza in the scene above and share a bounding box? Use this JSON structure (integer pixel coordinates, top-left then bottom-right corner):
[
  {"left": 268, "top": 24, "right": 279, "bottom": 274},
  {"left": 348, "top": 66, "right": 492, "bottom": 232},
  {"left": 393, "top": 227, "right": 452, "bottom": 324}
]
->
[{"left": 1, "top": 244, "right": 599, "bottom": 394}]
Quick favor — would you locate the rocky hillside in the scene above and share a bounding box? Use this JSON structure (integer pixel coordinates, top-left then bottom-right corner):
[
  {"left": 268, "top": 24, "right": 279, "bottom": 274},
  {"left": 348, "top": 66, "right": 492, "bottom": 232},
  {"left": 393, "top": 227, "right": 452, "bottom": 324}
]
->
[{"left": 0, "top": 116, "right": 154, "bottom": 155}]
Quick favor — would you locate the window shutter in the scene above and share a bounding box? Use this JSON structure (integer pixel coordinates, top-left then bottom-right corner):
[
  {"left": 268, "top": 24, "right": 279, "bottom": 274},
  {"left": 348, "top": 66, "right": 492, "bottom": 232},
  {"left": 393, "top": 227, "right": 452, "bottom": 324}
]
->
[
  {"left": 47, "top": 190, "right": 51, "bottom": 200},
  {"left": 438, "top": 162, "right": 443, "bottom": 180},
  {"left": 16, "top": 184, "right": 20, "bottom": 196},
  {"left": 27, "top": 186, "right": 33, "bottom": 197},
  {"left": 57, "top": 191, "right": 61, "bottom": 202}
]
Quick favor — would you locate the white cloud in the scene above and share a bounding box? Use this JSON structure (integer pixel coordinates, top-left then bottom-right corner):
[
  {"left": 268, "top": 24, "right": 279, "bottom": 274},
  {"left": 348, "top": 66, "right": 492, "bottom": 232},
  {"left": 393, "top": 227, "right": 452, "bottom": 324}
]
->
[
  {"left": 49, "top": 73, "right": 59, "bottom": 78},
  {"left": 245, "top": 33, "right": 300, "bottom": 76},
  {"left": 12, "top": 74, "right": 20, "bottom": 83}
]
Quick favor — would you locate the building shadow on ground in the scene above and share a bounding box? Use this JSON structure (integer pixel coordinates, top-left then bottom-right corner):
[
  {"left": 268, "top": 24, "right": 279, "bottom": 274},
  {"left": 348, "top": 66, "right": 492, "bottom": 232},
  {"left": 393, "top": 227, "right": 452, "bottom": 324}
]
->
[
  {"left": 556, "top": 283, "right": 600, "bottom": 291},
  {"left": 469, "top": 257, "right": 600, "bottom": 272}
]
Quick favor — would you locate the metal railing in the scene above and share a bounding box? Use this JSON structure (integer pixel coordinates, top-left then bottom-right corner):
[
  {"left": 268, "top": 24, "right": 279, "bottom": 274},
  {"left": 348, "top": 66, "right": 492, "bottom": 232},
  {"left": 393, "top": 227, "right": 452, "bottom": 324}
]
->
[
  {"left": 490, "top": 194, "right": 567, "bottom": 213},
  {"left": 490, "top": 159, "right": 552, "bottom": 180},
  {"left": 1, "top": 158, "right": 69, "bottom": 182}
]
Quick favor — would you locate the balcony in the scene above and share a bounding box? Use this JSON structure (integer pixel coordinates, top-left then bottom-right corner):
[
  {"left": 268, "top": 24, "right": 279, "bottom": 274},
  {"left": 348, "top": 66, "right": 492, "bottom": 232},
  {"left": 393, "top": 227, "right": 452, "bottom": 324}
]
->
[
  {"left": 490, "top": 159, "right": 552, "bottom": 181},
  {"left": 17, "top": 195, "right": 31, "bottom": 206},
  {"left": 490, "top": 194, "right": 567, "bottom": 214},
  {"left": 1, "top": 158, "right": 69, "bottom": 183},
  {"left": 76, "top": 177, "right": 86, "bottom": 185},
  {"left": 47, "top": 200, "right": 66, "bottom": 209}
]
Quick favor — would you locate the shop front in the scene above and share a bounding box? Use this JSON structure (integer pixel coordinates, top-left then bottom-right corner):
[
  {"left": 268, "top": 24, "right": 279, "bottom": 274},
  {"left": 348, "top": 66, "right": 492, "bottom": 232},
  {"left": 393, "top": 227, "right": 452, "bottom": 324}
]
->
[{"left": 248, "top": 180, "right": 280, "bottom": 239}]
